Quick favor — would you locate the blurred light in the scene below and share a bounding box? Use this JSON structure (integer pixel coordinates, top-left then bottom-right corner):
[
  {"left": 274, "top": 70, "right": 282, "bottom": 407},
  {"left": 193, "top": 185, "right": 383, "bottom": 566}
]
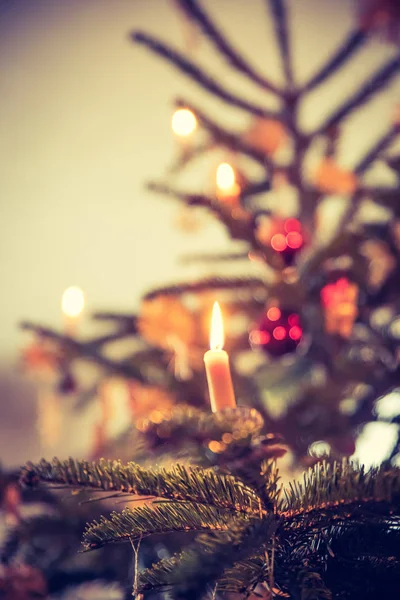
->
[
  {"left": 61, "top": 286, "right": 85, "bottom": 318},
  {"left": 222, "top": 432, "right": 233, "bottom": 444},
  {"left": 389, "top": 317, "right": 400, "bottom": 339},
  {"left": 284, "top": 218, "right": 301, "bottom": 233},
  {"left": 339, "top": 398, "right": 358, "bottom": 415},
  {"left": 210, "top": 301, "right": 224, "bottom": 350},
  {"left": 271, "top": 233, "right": 287, "bottom": 252},
  {"left": 353, "top": 422, "right": 398, "bottom": 468},
  {"left": 288, "top": 313, "right": 300, "bottom": 326},
  {"left": 309, "top": 440, "right": 331, "bottom": 457},
  {"left": 171, "top": 108, "right": 197, "bottom": 137},
  {"left": 273, "top": 326, "right": 286, "bottom": 340},
  {"left": 208, "top": 440, "right": 221, "bottom": 453},
  {"left": 249, "top": 330, "right": 270, "bottom": 345},
  {"left": 267, "top": 307, "right": 281, "bottom": 321},
  {"left": 289, "top": 325, "right": 302, "bottom": 340},
  {"left": 286, "top": 231, "right": 303, "bottom": 249},
  {"left": 375, "top": 391, "right": 400, "bottom": 420},
  {"left": 216, "top": 162, "right": 236, "bottom": 190}
]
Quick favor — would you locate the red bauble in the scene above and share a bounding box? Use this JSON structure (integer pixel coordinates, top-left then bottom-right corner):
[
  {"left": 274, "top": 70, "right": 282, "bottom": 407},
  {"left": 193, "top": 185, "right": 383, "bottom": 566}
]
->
[
  {"left": 256, "top": 217, "right": 304, "bottom": 266},
  {"left": 250, "top": 308, "right": 303, "bottom": 357}
]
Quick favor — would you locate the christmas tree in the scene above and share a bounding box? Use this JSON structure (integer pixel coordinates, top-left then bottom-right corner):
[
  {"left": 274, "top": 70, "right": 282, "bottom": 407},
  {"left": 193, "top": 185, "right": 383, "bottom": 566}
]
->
[{"left": 4, "top": 0, "right": 400, "bottom": 598}]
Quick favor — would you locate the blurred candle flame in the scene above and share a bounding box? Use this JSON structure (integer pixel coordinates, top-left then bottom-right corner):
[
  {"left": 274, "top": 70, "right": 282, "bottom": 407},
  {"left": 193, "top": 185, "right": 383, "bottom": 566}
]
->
[
  {"left": 216, "top": 163, "right": 235, "bottom": 190},
  {"left": 62, "top": 286, "right": 85, "bottom": 318},
  {"left": 210, "top": 301, "right": 224, "bottom": 350},
  {"left": 171, "top": 108, "right": 197, "bottom": 137}
]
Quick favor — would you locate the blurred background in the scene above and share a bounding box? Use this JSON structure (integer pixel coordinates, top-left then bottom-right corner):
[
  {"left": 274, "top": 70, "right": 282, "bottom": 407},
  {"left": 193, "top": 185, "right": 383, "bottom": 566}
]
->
[{"left": 1, "top": 0, "right": 400, "bottom": 467}]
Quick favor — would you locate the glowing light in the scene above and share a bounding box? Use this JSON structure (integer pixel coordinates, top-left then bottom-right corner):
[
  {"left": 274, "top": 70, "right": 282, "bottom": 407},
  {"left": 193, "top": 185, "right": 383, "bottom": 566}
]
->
[
  {"left": 171, "top": 108, "right": 197, "bottom": 137},
  {"left": 288, "top": 313, "right": 300, "bottom": 326},
  {"left": 267, "top": 307, "right": 281, "bottom": 321},
  {"left": 61, "top": 286, "right": 85, "bottom": 318},
  {"left": 289, "top": 325, "right": 302, "bottom": 340},
  {"left": 286, "top": 231, "right": 303, "bottom": 249},
  {"left": 284, "top": 218, "right": 301, "bottom": 233},
  {"left": 309, "top": 441, "right": 331, "bottom": 458},
  {"left": 208, "top": 440, "right": 221, "bottom": 453},
  {"left": 222, "top": 432, "right": 233, "bottom": 444},
  {"left": 216, "top": 163, "right": 236, "bottom": 190},
  {"left": 249, "top": 330, "right": 270, "bottom": 345},
  {"left": 210, "top": 301, "right": 224, "bottom": 350},
  {"left": 273, "top": 326, "right": 286, "bottom": 340},
  {"left": 271, "top": 233, "right": 287, "bottom": 252}
]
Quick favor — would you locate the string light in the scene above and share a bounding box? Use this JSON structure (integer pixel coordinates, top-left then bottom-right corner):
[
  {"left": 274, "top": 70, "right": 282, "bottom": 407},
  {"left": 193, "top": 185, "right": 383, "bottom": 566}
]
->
[
  {"left": 171, "top": 108, "right": 197, "bottom": 137},
  {"left": 61, "top": 286, "right": 85, "bottom": 318},
  {"left": 267, "top": 307, "right": 281, "bottom": 321}
]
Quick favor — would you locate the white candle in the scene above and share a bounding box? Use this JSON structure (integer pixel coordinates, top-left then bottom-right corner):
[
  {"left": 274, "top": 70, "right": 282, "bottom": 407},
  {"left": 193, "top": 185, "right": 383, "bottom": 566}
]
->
[
  {"left": 204, "top": 302, "right": 236, "bottom": 412},
  {"left": 61, "top": 286, "right": 85, "bottom": 336}
]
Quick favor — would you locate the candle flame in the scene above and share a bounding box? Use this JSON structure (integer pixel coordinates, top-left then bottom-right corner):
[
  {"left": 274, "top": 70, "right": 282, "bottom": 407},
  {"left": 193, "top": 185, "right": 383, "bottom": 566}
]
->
[
  {"left": 62, "top": 286, "right": 85, "bottom": 318},
  {"left": 210, "top": 301, "right": 224, "bottom": 350},
  {"left": 216, "top": 163, "right": 235, "bottom": 190}
]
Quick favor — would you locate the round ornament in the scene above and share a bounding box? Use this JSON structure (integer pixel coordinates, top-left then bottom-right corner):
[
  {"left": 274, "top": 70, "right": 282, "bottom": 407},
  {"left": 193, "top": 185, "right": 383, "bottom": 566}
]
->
[
  {"left": 250, "top": 307, "right": 303, "bottom": 357},
  {"left": 255, "top": 215, "right": 304, "bottom": 265}
]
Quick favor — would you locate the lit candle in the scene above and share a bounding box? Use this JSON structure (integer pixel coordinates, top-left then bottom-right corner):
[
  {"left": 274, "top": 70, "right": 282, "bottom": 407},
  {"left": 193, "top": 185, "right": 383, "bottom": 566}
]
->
[
  {"left": 204, "top": 302, "right": 236, "bottom": 412},
  {"left": 216, "top": 162, "right": 241, "bottom": 204},
  {"left": 61, "top": 286, "right": 85, "bottom": 336},
  {"left": 171, "top": 107, "right": 197, "bottom": 138}
]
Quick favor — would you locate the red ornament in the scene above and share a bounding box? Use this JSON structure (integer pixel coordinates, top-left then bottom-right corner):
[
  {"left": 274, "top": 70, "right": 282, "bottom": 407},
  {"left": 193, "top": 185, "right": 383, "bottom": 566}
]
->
[
  {"left": 250, "top": 308, "right": 303, "bottom": 357},
  {"left": 256, "top": 217, "right": 304, "bottom": 265},
  {"left": 321, "top": 277, "right": 359, "bottom": 338}
]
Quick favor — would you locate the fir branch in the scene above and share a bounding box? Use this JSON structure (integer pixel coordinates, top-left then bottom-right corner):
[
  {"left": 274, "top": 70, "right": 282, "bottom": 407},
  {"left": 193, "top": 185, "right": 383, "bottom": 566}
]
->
[
  {"left": 175, "top": 98, "right": 270, "bottom": 165},
  {"left": 355, "top": 124, "right": 400, "bottom": 175},
  {"left": 21, "top": 458, "right": 263, "bottom": 516},
  {"left": 176, "top": 0, "right": 281, "bottom": 96},
  {"left": 280, "top": 460, "right": 400, "bottom": 519},
  {"left": 302, "top": 30, "right": 367, "bottom": 94},
  {"left": 143, "top": 276, "right": 267, "bottom": 301},
  {"left": 315, "top": 55, "right": 400, "bottom": 134},
  {"left": 132, "top": 32, "right": 280, "bottom": 120},
  {"left": 268, "top": 0, "right": 294, "bottom": 87},
  {"left": 216, "top": 554, "right": 267, "bottom": 593},
  {"left": 138, "top": 516, "right": 277, "bottom": 598},
  {"left": 20, "top": 322, "right": 148, "bottom": 384},
  {"left": 82, "top": 502, "right": 235, "bottom": 551},
  {"left": 180, "top": 251, "right": 250, "bottom": 263},
  {"left": 147, "top": 182, "right": 274, "bottom": 257}
]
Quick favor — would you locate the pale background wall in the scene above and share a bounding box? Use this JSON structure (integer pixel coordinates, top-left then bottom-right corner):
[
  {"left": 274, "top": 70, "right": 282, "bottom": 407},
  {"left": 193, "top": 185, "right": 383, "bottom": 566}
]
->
[{"left": 0, "top": 0, "right": 399, "bottom": 466}]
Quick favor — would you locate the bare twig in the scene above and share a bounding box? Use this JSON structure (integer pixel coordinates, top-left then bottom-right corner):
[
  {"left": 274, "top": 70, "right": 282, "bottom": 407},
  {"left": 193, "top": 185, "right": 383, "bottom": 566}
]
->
[
  {"left": 354, "top": 124, "right": 400, "bottom": 175},
  {"left": 132, "top": 32, "right": 280, "bottom": 120},
  {"left": 314, "top": 55, "right": 400, "bottom": 135},
  {"left": 302, "top": 30, "right": 367, "bottom": 94},
  {"left": 177, "top": 0, "right": 282, "bottom": 96},
  {"left": 268, "top": 0, "right": 294, "bottom": 88}
]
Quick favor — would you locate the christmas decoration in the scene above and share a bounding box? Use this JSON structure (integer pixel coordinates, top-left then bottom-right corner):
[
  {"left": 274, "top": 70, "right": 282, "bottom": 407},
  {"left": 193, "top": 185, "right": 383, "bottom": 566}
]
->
[
  {"left": 255, "top": 215, "right": 304, "bottom": 265},
  {"left": 15, "top": 1, "right": 400, "bottom": 596},
  {"left": 321, "top": 277, "right": 359, "bottom": 338},
  {"left": 250, "top": 306, "right": 303, "bottom": 357}
]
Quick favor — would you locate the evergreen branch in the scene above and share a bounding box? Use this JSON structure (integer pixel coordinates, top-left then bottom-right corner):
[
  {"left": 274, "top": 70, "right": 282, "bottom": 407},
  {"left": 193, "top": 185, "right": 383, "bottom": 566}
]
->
[
  {"left": 132, "top": 32, "right": 280, "bottom": 120},
  {"left": 138, "top": 516, "right": 277, "bottom": 598},
  {"left": 143, "top": 276, "right": 267, "bottom": 301},
  {"left": 280, "top": 460, "right": 400, "bottom": 518},
  {"left": 175, "top": 98, "right": 271, "bottom": 165},
  {"left": 20, "top": 322, "right": 148, "bottom": 384},
  {"left": 82, "top": 502, "right": 236, "bottom": 550},
  {"left": 21, "top": 458, "right": 263, "bottom": 516},
  {"left": 355, "top": 124, "right": 400, "bottom": 175},
  {"left": 315, "top": 55, "right": 400, "bottom": 134},
  {"left": 180, "top": 251, "right": 250, "bottom": 263},
  {"left": 216, "top": 554, "right": 267, "bottom": 593},
  {"left": 302, "top": 30, "right": 367, "bottom": 94},
  {"left": 147, "top": 182, "right": 274, "bottom": 256},
  {"left": 268, "top": 0, "right": 294, "bottom": 87},
  {"left": 176, "top": 0, "right": 281, "bottom": 96}
]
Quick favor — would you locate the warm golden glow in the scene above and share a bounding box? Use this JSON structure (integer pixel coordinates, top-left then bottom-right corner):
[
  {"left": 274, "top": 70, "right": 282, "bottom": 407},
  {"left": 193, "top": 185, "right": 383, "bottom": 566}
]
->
[
  {"left": 61, "top": 286, "right": 85, "bottom": 318},
  {"left": 210, "top": 301, "right": 224, "bottom": 350},
  {"left": 171, "top": 108, "right": 197, "bottom": 137},
  {"left": 216, "top": 162, "right": 235, "bottom": 190}
]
